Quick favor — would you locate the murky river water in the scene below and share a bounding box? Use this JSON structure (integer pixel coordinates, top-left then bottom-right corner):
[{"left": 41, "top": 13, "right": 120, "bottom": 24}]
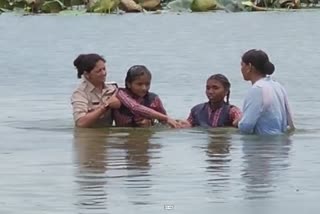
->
[{"left": 1, "top": 10, "right": 320, "bottom": 213}]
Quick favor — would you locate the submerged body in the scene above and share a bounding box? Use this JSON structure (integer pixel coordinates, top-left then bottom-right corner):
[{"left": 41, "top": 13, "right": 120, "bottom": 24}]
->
[
  {"left": 71, "top": 79, "right": 117, "bottom": 127},
  {"left": 187, "top": 102, "right": 241, "bottom": 128},
  {"left": 237, "top": 49, "right": 294, "bottom": 135},
  {"left": 239, "top": 76, "right": 293, "bottom": 135}
]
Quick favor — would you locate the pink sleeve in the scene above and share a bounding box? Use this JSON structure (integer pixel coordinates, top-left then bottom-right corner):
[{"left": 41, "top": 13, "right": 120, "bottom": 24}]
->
[
  {"left": 229, "top": 106, "right": 242, "bottom": 122},
  {"left": 116, "top": 90, "right": 163, "bottom": 119},
  {"left": 150, "top": 96, "right": 167, "bottom": 115}
]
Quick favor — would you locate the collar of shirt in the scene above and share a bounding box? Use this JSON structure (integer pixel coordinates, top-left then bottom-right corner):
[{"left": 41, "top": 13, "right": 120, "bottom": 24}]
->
[
  {"left": 254, "top": 75, "right": 273, "bottom": 86},
  {"left": 83, "top": 78, "right": 115, "bottom": 95},
  {"left": 206, "top": 101, "right": 226, "bottom": 112}
]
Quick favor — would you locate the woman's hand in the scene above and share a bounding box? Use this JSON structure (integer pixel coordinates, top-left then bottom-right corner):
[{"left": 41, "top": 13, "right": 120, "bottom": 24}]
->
[
  {"left": 176, "top": 120, "right": 192, "bottom": 128},
  {"left": 166, "top": 118, "right": 182, "bottom": 128},
  {"left": 232, "top": 118, "right": 241, "bottom": 128},
  {"left": 106, "top": 94, "right": 121, "bottom": 109},
  {"left": 136, "top": 119, "right": 153, "bottom": 127}
]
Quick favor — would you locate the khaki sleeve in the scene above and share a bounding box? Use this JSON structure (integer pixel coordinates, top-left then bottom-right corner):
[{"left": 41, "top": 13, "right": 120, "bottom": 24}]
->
[
  {"left": 106, "top": 81, "right": 118, "bottom": 89},
  {"left": 71, "top": 90, "right": 89, "bottom": 122},
  {"left": 107, "top": 83, "right": 118, "bottom": 95}
]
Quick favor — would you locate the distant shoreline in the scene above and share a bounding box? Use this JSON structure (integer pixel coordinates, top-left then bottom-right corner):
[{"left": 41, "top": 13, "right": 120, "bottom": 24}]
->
[{"left": 1, "top": 3, "right": 320, "bottom": 15}]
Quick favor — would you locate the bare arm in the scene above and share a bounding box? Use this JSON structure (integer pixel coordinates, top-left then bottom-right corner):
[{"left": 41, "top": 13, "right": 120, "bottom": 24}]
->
[{"left": 177, "top": 112, "right": 193, "bottom": 128}]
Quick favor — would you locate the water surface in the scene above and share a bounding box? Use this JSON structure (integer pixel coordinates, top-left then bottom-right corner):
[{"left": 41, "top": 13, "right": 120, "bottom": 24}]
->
[{"left": 1, "top": 11, "right": 320, "bottom": 213}]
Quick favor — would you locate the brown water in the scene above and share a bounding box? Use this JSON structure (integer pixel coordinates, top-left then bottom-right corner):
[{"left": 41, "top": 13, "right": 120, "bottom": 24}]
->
[{"left": 1, "top": 10, "right": 320, "bottom": 213}]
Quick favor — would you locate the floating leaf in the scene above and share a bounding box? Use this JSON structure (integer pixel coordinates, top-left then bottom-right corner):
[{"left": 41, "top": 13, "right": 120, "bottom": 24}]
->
[
  {"left": 0, "top": 0, "right": 14, "bottom": 10},
  {"left": 166, "top": 0, "right": 193, "bottom": 11},
  {"left": 119, "top": 0, "right": 142, "bottom": 12},
  {"left": 138, "top": 0, "right": 161, "bottom": 10},
  {"left": 241, "top": 0, "right": 253, "bottom": 6},
  {"left": 41, "top": 0, "right": 65, "bottom": 12},
  {"left": 88, "top": 0, "right": 119, "bottom": 13},
  {"left": 13, "top": 0, "right": 26, "bottom": 8},
  {"left": 70, "top": 0, "right": 84, "bottom": 5},
  {"left": 190, "top": 0, "right": 217, "bottom": 11}
]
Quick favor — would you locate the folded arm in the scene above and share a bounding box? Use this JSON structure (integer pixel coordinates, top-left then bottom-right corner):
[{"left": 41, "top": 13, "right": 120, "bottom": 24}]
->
[{"left": 71, "top": 91, "right": 108, "bottom": 128}]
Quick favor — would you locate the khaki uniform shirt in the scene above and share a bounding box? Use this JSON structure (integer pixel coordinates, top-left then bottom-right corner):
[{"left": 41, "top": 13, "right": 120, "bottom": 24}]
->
[{"left": 71, "top": 79, "right": 117, "bottom": 127}]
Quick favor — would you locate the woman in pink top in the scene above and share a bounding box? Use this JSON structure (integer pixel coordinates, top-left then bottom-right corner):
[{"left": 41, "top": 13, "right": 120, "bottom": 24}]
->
[{"left": 113, "top": 65, "right": 180, "bottom": 128}]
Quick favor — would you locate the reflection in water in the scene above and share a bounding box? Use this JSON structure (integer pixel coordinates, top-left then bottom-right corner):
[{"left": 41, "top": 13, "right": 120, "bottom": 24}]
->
[
  {"left": 240, "top": 135, "right": 292, "bottom": 200},
  {"left": 73, "top": 128, "right": 110, "bottom": 213},
  {"left": 2, "top": 11, "right": 320, "bottom": 213},
  {"left": 205, "top": 129, "right": 233, "bottom": 200},
  {"left": 117, "top": 129, "right": 160, "bottom": 205},
  {"left": 73, "top": 128, "right": 161, "bottom": 212},
  {"left": 123, "top": 129, "right": 158, "bottom": 171}
]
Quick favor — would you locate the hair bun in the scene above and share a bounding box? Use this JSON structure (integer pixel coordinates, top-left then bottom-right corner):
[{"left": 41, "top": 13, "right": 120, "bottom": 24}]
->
[
  {"left": 263, "top": 61, "right": 275, "bottom": 75},
  {"left": 73, "top": 54, "right": 86, "bottom": 68}
]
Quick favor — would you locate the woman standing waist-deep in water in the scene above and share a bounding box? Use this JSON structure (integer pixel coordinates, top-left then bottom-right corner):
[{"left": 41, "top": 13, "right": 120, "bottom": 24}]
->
[
  {"left": 71, "top": 53, "right": 120, "bottom": 128},
  {"left": 234, "top": 49, "right": 295, "bottom": 135},
  {"left": 114, "top": 65, "right": 180, "bottom": 128}
]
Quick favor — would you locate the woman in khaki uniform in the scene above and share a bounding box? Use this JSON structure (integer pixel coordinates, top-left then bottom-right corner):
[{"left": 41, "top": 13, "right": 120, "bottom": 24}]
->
[{"left": 71, "top": 53, "right": 120, "bottom": 128}]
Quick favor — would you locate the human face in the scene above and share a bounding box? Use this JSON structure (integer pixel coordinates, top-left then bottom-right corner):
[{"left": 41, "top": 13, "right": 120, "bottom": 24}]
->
[
  {"left": 241, "top": 61, "right": 251, "bottom": 81},
  {"left": 206, "top": 79, "right": 227, "bottom": 103},
  {"left": 84, "top": 60, "right": 107, "bottom": 85},
  {"left": 127, "top": 74, "right": 151, "bottom": 97}
]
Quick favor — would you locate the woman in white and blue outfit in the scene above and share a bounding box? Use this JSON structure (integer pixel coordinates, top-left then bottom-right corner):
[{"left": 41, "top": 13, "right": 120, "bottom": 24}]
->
[{"left": 234, "top": 49, "right": 295, "bottom": 135}]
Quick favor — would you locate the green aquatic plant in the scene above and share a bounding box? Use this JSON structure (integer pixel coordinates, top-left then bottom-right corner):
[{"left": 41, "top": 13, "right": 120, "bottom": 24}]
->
[
  {"left": 0, "top": 0, "right": 14, "bottom": 10},
  {"left": 119, "top": 0, "right": 143, "bottom": 12},
  {"left": 138, "top": 0, "right": 161, "bottom": 10},
  {"left": 13, "top": 0, "right": 26, "bottom": 7},
  {"left": 40, "top": 0, "right": 65, "bottom": 12},
  {"left": 190, "top": 0, "right": 217, "bottom": 11},
  {"left": 69, "top": 0, "right": 84, "bottom": 6},
  {"left": 166, "top": 0, "right": 193, "bottom": 11},
  {"left": 87, "top": 0, "right": 120, "bottom": 13},
  {"left": 0, "top": 0, "right": 317, "bottom": 14},
  {"left": 272, "top": 0, "right": 301, "bottom": 8}
]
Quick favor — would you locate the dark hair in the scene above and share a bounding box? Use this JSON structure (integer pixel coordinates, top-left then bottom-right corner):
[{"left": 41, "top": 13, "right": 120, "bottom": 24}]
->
[
  {"left": 73, "top": 53, "right": 106, "bottom": 79},
  {"left": 241, "top": 49, "right": 275, "bottom": 75},
  {"left": 208, "top": 74, "right": 231, "bottom": 104},
  {"left": 125, "top": 65, "right": 152, "bottom": 89}
]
